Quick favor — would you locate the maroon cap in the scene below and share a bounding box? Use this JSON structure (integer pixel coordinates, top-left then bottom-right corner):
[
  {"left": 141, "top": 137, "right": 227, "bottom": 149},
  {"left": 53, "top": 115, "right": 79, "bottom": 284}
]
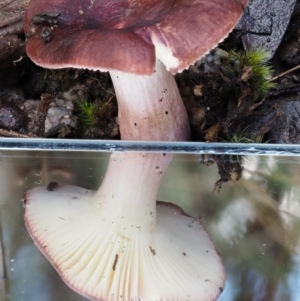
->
[{"left": 24, "top": 0, "right": 247, "bottom": 74}]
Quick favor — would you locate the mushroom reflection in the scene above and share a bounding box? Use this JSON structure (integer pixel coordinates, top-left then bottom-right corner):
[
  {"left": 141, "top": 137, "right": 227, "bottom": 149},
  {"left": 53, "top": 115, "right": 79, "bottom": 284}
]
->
[{"left": 23, "top": 152, "right": 225, "bottom": 301}]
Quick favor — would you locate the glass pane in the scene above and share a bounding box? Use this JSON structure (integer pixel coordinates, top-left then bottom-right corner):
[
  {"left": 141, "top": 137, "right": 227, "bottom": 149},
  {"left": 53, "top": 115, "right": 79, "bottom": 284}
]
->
[{"left": 0, "top": 146, "right": 299, "bottom": 301}]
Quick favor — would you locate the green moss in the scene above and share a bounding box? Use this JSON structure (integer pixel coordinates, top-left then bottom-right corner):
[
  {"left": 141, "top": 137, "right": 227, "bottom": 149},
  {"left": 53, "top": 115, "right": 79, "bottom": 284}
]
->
[
  {"left": 243, "top": 50, "right": 276, "bottom": 94},
  {"left": 77, "top": 99, "right": 99, "bottom": 129},
  {"left": 228, "top": 125, "right": 265, "bottom": 144},
  {"left": 225, "top": 49, "right": 276, "bottom": 96}
]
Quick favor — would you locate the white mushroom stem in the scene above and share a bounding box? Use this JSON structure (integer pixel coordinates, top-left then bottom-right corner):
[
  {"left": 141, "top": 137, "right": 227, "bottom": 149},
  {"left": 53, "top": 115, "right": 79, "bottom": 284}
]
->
[
  {"left": 93, "top": 151, "right": 172, "bottom": 232},
  {"left": 110, "top": 59, "right": 190, "bottom": 141},
  {"left": 24, "top": 151, "right": 225, "bottom": 301}
]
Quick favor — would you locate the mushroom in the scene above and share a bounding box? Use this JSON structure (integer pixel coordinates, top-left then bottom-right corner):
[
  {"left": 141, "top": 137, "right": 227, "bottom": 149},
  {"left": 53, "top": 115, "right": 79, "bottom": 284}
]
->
[
  {"left": 23, "top": 151, "right": 225, "bottom": 301},
  {"left": 24, "top": 0, "right": 247, "bottom": 141},
  {"left": 22, "top": 1, "right": 247, "bottom": 299}
]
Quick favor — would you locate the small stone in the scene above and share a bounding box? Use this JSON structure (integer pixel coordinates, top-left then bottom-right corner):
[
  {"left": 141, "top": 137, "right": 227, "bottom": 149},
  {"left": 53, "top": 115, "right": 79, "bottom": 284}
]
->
[
  {"left": 23, "top": 99, "right": 40, "bottom": 132},
  {"left": 62, "top": 85, "right": 86, "bottom": 102},
  {"left": 193, "top": 85, "right": 203, "bottom": 96},
  {"left": 44, "top": 98, "right": 77, "bottom": 133},
  {"left": 0, "top": 104, "right": 26, "bottom": 130}
]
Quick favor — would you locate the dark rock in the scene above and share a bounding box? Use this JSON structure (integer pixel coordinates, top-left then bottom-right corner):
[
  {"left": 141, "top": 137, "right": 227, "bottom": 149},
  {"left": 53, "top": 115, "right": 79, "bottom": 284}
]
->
[
  {"left": 0, "top": 35, "right": 25, "bottom": 68},
  {"left": 0, "top": 0, "right": 29, "bottom": 28},
  {"left": 0, "top": 104, "right": 27, "bottom": 130},
  {"left": 236, "top": 0, "right": 297, "bottom": 58},
  {"left": 235, "top": 103, "right": 279, "bottom": 136},
  {"left": 0, "top": 0, "right": 28, "bottom": 67},
  {"left": 276, "top": 0, "right": 300, "bottom": 67},
  {"left": 268, "top": 99, "right": 300, "bottom": 143},
  {"left": 278, "top": 35, "right": 300, "bottom": 66}
]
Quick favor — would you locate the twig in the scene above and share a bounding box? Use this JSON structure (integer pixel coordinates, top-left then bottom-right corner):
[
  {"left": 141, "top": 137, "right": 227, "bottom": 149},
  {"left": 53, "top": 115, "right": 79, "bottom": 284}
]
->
[
  {"left": 0, "top": 128, "right": 39, "bottom": 138},
  {"left": 104, "top": 94, "right": 115, "bottom": 106},
  {"left": 268, "top": 64, "right": 300, "bottom": 82},
  {"left": 32, "top": 93, "right": 52, "bottom": 136},
  {"left": 247, "top": 95, "right": 267, "bottom": 114},
  {"left": 247, "top": 82, "right": 300, "bottom": 113}
]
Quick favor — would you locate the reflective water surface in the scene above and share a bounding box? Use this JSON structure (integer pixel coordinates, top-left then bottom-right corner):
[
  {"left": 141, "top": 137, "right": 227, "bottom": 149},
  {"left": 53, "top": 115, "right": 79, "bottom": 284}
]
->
[{"left": 0, "top": 150, "right": 300, "bottom": 301}]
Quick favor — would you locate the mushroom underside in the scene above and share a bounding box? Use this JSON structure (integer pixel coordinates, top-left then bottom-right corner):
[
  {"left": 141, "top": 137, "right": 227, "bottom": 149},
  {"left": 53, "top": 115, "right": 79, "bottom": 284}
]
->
[{"left": 24, "top": 185, "right": 225, "bottom": 301}]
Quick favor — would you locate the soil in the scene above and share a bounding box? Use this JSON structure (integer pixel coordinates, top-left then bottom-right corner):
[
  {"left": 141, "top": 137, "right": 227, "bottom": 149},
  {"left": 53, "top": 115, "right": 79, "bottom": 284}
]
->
[{"left": 1, "top": 0, "right": 300, "bottom": 143}]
